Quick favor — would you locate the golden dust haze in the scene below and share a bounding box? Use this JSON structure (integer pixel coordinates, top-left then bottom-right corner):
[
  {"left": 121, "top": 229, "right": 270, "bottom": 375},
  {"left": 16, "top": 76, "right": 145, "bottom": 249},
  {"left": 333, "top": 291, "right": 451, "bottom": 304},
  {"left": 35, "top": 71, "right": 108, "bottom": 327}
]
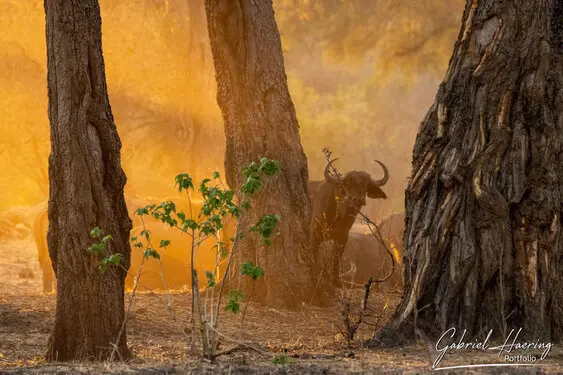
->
[{"left": 0, "top": 0, "right": 464, "bottom": 219}]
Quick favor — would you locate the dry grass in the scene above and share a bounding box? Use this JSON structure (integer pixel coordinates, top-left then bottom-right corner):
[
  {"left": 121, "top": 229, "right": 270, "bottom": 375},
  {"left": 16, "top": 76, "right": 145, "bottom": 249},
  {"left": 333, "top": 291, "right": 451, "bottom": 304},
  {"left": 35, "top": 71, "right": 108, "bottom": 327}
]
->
[{"left": 0, "top": 239, "right": 562, "bottom": 374}]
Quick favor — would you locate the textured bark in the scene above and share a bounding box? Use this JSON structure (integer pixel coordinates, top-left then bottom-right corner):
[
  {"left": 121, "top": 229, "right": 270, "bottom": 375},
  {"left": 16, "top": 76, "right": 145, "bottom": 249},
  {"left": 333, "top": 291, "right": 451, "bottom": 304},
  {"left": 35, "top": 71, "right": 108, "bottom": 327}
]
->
[
  {"left": 388, "top": 0, "right": 563, "bottom": 342},
  {"left": 45, "top": 0, "right": 132, "bottom": 361},
  {"left": 205, "top": 0, "right": 318, "bottom": 308}
]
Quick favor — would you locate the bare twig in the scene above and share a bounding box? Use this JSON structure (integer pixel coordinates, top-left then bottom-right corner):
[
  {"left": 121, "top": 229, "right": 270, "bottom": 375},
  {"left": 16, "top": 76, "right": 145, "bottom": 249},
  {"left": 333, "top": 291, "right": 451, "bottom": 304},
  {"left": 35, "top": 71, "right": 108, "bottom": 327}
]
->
[
  {"left": 110, "top": 217, "right": 150, "bottom": 362},
  {"left": 240, "top": 280, "right": 256, "bottom": 340},
  {"left": 340, "top": 277, "right": 374, "bottom": 348},
  {"left": 206, "top": 324, "right": 270, "bottom": 358}
]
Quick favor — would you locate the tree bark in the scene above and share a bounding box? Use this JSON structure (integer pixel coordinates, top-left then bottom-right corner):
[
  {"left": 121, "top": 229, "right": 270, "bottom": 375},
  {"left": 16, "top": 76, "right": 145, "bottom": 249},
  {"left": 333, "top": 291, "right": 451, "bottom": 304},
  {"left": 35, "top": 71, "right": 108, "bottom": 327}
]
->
[
  {"left": 205, "top": 0, "right": 318, "bottom": 308},
  {"left": 386, "top": 0, "right": 563, "bottom": 343},
  {"left": 45, "top": 0, "right": 132, "bottom": 360}
]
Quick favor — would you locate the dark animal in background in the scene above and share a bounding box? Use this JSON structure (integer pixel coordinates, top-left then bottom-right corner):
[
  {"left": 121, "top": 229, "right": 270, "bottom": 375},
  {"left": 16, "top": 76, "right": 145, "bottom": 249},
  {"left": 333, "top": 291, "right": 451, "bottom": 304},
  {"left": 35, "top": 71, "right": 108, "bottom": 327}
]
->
[
  {"left": 308, "top": 159, "right": 389, "bottom": 285},
  {"left": 309, "top": 159, "right": 389, "bottom": 253},
  {"left": 0, "top": 205, "right": 34, "bottom": 240},
  {"left": 340, "top": 216, "right": 406, "bottom": 290},
  {"left": 31, "top": 201, "right": 51, "bottom": 292}
]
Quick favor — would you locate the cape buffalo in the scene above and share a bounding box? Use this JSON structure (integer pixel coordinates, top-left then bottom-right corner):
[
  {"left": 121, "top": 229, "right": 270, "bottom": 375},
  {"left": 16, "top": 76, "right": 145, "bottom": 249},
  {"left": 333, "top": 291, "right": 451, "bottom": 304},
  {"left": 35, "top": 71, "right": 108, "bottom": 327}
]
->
[
  {"left": 309, "top": 159, "right": 389, "bottom": 285},
  {"left": 309, "top": 159, "right": 389, "bottom": 253},
  {"left": 31, "top": 201, "right": 51, "bottom": 292},
  {"left": 341, "top": 230, "right": 403, "bottom": 290},
  {"left": 0, "top": 205, "right": 35, "bottom": 239}
]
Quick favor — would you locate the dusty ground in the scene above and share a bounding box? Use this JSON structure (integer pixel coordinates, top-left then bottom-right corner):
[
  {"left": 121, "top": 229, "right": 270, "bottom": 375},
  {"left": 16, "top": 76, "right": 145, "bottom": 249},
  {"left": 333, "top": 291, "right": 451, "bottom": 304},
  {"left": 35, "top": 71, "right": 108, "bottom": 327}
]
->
[{"left": 0, "top": 238, "right": 561, "bottom": 374}]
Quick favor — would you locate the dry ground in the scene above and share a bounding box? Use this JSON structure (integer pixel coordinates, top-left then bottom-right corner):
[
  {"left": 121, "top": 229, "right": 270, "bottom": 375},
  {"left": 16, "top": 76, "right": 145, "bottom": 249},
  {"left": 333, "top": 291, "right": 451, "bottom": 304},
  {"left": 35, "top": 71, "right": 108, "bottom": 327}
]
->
[{"left": 0, "top": 239, "right": 561, "bottom": 374}]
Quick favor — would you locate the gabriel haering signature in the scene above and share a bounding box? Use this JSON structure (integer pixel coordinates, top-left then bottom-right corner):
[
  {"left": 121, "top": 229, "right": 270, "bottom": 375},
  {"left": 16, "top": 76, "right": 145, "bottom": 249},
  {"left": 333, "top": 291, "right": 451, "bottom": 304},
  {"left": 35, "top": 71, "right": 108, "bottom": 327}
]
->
[{"left": 433, "top": 327, "right": 554, "bottom": 370}]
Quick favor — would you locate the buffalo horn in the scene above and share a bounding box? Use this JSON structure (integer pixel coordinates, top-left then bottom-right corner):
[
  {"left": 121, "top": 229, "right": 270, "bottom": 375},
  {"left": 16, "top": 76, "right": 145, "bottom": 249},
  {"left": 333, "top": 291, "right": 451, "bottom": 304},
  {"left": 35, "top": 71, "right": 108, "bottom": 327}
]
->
[
  {"left": 370, "top": 160, "right": 389, "bottom": 186},
  {"left": 324, "top": 158, "right": 340, "bottom": 184}
]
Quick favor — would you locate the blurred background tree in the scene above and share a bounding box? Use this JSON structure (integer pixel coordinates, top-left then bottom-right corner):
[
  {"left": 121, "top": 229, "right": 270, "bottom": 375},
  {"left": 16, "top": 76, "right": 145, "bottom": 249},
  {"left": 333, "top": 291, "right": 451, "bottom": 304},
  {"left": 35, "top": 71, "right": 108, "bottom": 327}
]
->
[{"left": 0, "top": 0, "right": 464, "bottom": 218}]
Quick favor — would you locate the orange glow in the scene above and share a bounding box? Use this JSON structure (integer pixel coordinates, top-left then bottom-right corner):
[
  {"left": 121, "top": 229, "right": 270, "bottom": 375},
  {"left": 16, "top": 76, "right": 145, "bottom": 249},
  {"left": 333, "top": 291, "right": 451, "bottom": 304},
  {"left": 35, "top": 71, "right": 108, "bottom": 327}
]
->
[
  {"left": 0, "top": 0, "right": 461, "bottom": 288},
  {"left": 0, "top": 0, "right": 463, "bottom": 212},
  {"left": 387, "top": 240, "right": 402, "bottom": 265}
]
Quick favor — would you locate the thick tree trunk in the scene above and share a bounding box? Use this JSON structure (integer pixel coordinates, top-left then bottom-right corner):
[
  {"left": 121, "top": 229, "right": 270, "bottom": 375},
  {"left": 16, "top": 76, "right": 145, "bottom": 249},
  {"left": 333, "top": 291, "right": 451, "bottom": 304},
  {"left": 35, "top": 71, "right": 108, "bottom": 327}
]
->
[
  {"left": 205, "top": 0, "right": 318, "bottom": 308},
  {"left": 387, "top": 0, "right": 563, "bottom": 342},
  {"left": 45, "top": 0, "right": 132, "bottom": 360}
]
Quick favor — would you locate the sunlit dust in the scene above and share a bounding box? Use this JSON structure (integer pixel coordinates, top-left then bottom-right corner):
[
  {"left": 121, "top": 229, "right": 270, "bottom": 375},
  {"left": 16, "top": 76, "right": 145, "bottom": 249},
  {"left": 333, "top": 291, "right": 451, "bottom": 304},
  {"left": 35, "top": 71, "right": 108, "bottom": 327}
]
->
[
  {"left": 0, "top": 0, "right": 462, "bottom": 289},
  {"left": 387, "top": 240, "right": 402, "bottom": 265}
]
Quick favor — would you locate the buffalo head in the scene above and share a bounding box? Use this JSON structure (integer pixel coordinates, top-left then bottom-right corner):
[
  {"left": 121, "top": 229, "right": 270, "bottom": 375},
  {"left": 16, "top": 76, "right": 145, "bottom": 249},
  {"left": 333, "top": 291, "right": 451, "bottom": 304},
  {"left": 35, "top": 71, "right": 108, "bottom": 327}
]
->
[
  {"left": 309, "top": 159, "right": 389, "bottom": 251},
  {"left": 323, "top": 158, "right": 388, "bottom": 219}
]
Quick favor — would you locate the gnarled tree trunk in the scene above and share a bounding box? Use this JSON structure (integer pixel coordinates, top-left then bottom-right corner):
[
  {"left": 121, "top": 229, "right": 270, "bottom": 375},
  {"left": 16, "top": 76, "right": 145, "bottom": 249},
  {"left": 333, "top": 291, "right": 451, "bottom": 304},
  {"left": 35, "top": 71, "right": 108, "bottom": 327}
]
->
[
  {"left": 45, "top": 0, "right": 132, "bottom": 360},
  {"left": 205, "top": 0, "right": 318, "bottom": 308},
  {"left": 387, "top": 0, "right": 562, "bottom": 342}
]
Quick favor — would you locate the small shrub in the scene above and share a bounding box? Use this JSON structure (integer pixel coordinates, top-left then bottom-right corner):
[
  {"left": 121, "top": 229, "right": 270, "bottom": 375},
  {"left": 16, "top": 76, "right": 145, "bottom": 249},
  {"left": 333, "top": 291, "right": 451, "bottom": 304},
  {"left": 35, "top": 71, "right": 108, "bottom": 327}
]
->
[
  {"left": 88, "top": 157, "right": 281, "bottom": 360},
  {"left": 272, "top": 354, "right": 292, "bottom": 365}
]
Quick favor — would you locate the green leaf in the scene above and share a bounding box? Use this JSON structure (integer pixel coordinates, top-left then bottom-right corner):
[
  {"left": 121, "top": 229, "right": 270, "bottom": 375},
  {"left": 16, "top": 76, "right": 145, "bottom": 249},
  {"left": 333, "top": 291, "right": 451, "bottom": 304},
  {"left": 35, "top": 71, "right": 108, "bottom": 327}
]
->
[
  {"left": 200, "top": 178, "right": 211, "bottom": 187},
  {"left": 223, "top": 190, "right": 234, "bottom": 202},
  {"left": 258, "top": 157, "right": 281, "bottom": 176},
  {"left": 98, "top": 254, "right": 122, "bottom": 273},
  {"left": 159, "top": 239, "right": 171, "bottom": 248},
  {"left": 175, "top": 173, "right": 194, "bottom": 192},
  {"left": 102, "top": 235, "right": 113, "bottom": 244},
  {"left": 201, "top": 205, "right": 212, "bottom": 216},
  {"left": 242, "top": 161, "right": 259, "bottom": 178},
  {"left": 89, "top": 227, "right": 103, "bottom": 238},
  {"left": 161, "top": 201, "right": 176, "bottom": 214},
  {"left": 217, "top": 241, "right": 229, "bottom": 259},
  {"left": 210, "top": 214, "right": 222, "bottom": 228},
  {"left": 225, "top": 300, "right": 240, "bottom": 314},
  {"left": 183, "top": 219, "right": 198, "bottom": 231},
  {"left": 144, "top": 248, "right": 160, "bottom": 260},
  {"left": 164, "top": 217, "right": 177, "bottom": 228},
  {"left": 106, "top": 253, "right": 122, "bottom": 265},
  {"left": 240, "top": 261, "right": 265, "bottom": 280},
  {"left": 250, "top": 214, "right": 281, "bottom": 246},
  {"left": 140, "top": 229, "right": 151, "bottom": 240},
  {"left": 87, "top": 242, "right": 106, "bottom": 255},
  {"left": 205, "top": 271, "right": 216, "bottom": 287},
  {"left": 200, "top": 224, "right": 216, "bottom": 236},
  {"left": 224, "top": 289, "right": 243, "bottom": 314},
  {"left": 213, "top": 171, "right": 220, "bottom": 179},
  {"left": 136, "top": 207, "right": 149, "bottom": 216},
  {"left": 272, "top": 355, "right": 292, "bottom": 365},
  {"left": 131, "top": 236, "right": 138, "bottom": 242},
  {"left": 241, "top": 176, "right": 262, "bottom": 195},
  {"left": 226, "top": 205, "right": 241, "bottom": 218},
  {"left": 99, "top": 262, "right": 108, "bottom": 273}
]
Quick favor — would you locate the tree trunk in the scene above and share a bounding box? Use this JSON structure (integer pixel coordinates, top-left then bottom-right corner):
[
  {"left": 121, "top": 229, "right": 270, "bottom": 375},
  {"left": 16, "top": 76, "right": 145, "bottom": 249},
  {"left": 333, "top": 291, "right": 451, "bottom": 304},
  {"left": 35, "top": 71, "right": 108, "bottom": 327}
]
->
[
  {"left": 386, "top": 0, "right": 563, "bottom": 343},
  {"left": 45, "top": 0, "right": 132, "bottom": 361},
  {"left": 205, "top": 0, "right": 319, "bottom": 308}
]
